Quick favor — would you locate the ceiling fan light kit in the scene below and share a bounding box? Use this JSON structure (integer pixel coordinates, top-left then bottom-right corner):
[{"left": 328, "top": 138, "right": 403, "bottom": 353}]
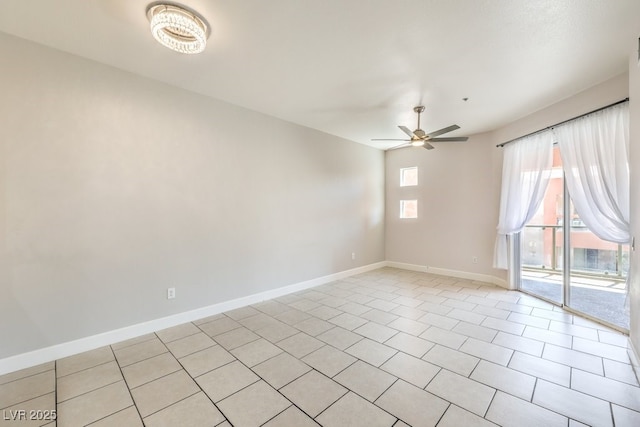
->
[
  {"left": 147, "top": 3, "right": 209, "bottom": 54},
  {"left": 373, "top": 105, "right": 469, "bottom": 151}
]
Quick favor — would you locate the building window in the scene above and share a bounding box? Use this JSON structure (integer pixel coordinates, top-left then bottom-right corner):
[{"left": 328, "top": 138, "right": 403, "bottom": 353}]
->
[
  {"left": 400, "top": 200, "right": 418, "bottom": 219},
  {"left": 400, "top": 167, "right": 418, "bottom": 186}
]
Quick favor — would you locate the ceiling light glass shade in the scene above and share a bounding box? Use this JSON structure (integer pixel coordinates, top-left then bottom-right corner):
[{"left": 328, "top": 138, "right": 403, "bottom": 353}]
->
[
  {"left": 147, "top": 4, "right": 208, "bottom": 54},
  {"left": 411, "top": 140, "right": 425, "bottom": 147}
]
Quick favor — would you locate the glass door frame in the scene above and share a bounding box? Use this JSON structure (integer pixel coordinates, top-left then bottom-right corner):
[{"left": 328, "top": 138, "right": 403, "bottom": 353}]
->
[
  {"left": 562, "top": 179, "right": 571, "bottom": 307},
  {"left": 515, "top": 171, "right": 629, "bottom": 334}
]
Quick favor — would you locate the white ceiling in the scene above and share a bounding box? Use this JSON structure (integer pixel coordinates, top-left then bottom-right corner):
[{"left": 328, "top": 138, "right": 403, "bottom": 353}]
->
[{"left": 1, "top": 0, "right": 639, "bottom": 150}]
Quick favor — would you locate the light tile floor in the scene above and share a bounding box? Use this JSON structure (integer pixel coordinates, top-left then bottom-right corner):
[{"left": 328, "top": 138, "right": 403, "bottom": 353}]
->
[{"left": 1, "top": 267, "right": 640, "bottom": 426}]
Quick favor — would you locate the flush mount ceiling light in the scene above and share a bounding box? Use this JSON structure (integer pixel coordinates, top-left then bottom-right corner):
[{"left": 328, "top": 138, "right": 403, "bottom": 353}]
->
[{"left": 146, "top": 3, "right": 209, "bottom": 54}]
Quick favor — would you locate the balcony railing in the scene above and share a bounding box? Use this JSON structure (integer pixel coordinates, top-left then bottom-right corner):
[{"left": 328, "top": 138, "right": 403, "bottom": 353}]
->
[{"left": 521, "top": 224, "right": 628, "bottom": 280}]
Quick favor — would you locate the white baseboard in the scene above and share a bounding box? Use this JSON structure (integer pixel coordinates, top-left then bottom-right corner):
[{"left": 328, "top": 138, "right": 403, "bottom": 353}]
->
[
  {"left": 0, "top": 260, "right": 507, "bottom": 375},
  {"left": 385, "top": 261, "right": 508, "bottom": 288},
  {"left": 385, "top": 261, "right": 428, "bottom": 273},
  {"left": 0, "top": 261, "right": 385, "bottom": 376}
]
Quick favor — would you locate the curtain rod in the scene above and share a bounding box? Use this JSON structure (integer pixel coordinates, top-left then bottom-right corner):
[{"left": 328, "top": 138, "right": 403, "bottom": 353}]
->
[{"left": 496, "top": 97, "right": 629, "bottom": 148}]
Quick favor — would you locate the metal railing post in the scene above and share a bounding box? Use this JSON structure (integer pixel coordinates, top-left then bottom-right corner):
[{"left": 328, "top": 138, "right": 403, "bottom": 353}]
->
[
  {"left": 522, "top": 224, "right": 626, "bottom": 283},
  {"left": 617, "top": 244, "right": 623, "bottom": 277},
  {"left": 551, "top": 227, "right": 557, "bottom": 271}
]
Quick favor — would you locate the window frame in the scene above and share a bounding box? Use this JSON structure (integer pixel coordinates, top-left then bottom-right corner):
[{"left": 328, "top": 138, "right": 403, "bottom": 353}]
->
[
  {"left": 400, "top": 167, "right": 418, "bottom": 187},
  {"left": 399, "top": 199, "right": 418, "bottom": 219}
]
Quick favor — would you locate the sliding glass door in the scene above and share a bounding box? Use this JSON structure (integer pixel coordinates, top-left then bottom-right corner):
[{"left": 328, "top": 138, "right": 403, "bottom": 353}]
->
[
  {"left": 567, "top": 226, "right": 629, "bottom": 329},
  {"left": 519, "top": 147, "right": 629, "bottom": 330},
  {"left": 520, "top": 147, "right": 564, "bottom": 305}
]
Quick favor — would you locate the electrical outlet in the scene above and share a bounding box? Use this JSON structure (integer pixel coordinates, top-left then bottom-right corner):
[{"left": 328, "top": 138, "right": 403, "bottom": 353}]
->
[
  {"left": 167, "top": 287, "right": 176, "bottom": 299},
  {"left": 472, "top": 256, "right": 478, "bottom": 264},
  {"left": 351, "top": 252, "right": 356, "bottom": 260}
]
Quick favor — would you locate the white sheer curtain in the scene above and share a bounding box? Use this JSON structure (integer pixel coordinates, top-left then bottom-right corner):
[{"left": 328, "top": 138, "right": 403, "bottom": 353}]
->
[
  {"left": 554, "top": 102, "right": 630, "bottom": 244},
  {"left": 494, "top": 131, "right": 554, "bottom": 269}
]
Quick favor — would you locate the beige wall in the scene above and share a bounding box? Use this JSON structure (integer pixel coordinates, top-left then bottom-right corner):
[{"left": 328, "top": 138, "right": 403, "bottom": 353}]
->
[
  {"left": 1, "top": 28, "right": 637, "bottom": 363},
  {"left": 0, "top": 34, "right": 385, "bottom": 359},
  {"left": 385, "top": 73, "right": 629, "bottom": 286},
  {"left": 629, "top": 47, "right": 640, "bottom": 356},
  {"left": 385, "top": 132, "right": 505, "bottom": 281}
]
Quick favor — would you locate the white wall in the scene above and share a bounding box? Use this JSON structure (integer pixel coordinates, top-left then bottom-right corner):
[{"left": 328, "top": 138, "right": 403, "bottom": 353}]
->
[
  {"left": 628, "top": 44, "right": 640, "bottom": 360},
  {"left": 385, "top": 132, "right": 505, "bottom": 283},
  {"left": 491, "top": 73, "right": 629, "bottom": 144},
  {"left": 0, "top": 33, "right": 385, "bottom": 359}
]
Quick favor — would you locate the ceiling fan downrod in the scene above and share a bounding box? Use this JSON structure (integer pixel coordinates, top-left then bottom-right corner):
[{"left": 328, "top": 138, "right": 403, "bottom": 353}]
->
[{"left": 414, "top": 105, "right": 425, "bottom": 125}]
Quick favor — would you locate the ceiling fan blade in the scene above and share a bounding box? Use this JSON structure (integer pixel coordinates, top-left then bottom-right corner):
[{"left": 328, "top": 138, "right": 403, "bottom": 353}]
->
[
  {"left": 423, "top": 142, "right": 435, "bottom": 150},
  {"left": 387, "top": 142, "right": 412, "bottom": 151},
  {"left": 398, "top": 125, "right": 417, "bottom": 138},
  {"left": 426, "top": 124, "right": 460, "bottom": 138},
  {"left": 371, "top": 138, "right": 411, "bottom": 141},
  {"left": 430, "top": 137, "right": 469, "bottom": 142}
]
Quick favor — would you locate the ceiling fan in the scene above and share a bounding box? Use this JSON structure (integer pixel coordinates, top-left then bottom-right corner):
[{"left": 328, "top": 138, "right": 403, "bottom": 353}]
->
[{"left": 372, "top": 106, "right": 468, "bottom": 150}]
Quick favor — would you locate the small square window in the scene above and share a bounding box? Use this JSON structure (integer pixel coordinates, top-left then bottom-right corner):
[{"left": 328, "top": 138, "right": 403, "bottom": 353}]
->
[
  {"left": 400, "top": 167, "right": 418, "bottom": 186},
  {"left": 400, "top": 200, "right": 418, "bottom": 219}
]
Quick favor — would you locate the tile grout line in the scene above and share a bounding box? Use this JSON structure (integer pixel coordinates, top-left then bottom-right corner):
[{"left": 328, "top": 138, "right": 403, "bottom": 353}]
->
[
  {"left": 481, "top": 388, "right": 498, "bottom": 419},
  {"left": 608, "top": 402, "right": 615, "bottom": 427},
  {"left": 53, "top": 360, "right": 58, "bottom": 425},
  {"left": 0, "top": 365, "right": 55, "bottom": 387},
  {"left": 527, "top": 376, "right": 615, "bottom": 423},
  {"left": 217, "top": 296, "right": 411, "bottom": 425},
  {"left": 0, "top": 381, "right": 55, "bottom": 411},
  {"left": 110, "top": 333, "right": 158, "bottom": 352},
  {"left": 204, "top": 348, "right": 302, "bottom": 424},
  {"left": 306, "top": 367, "right": 403, "bottom": 424},
  {"left": 150, "top": 326, "right": 231, "bottom": 423},
  {"left": 193, "top": 316, "right": 323, "bottom": 425},
  {"left": 108, "top": 344, "right": 145, "bottom": 425},
  {"left": 56, "top": 377, "right": 123, "bottom": 405},
  {"left": 56, "top": 358, "right": 114, "bottom": 380},
  {"left": 11, "top": 269, "right": 640, "bottom": 426},
  {"left": 256, "top": 404, "right": 293, "bottom": 426},
  {"left": 83, "top": 405, "right": 136, "bottom": 426},
  {"left": 364, "top": 277, "right": 637, "bottom": 421},
  {"left": 140, "top": 389, "right": 202, "bottom": 420}
]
